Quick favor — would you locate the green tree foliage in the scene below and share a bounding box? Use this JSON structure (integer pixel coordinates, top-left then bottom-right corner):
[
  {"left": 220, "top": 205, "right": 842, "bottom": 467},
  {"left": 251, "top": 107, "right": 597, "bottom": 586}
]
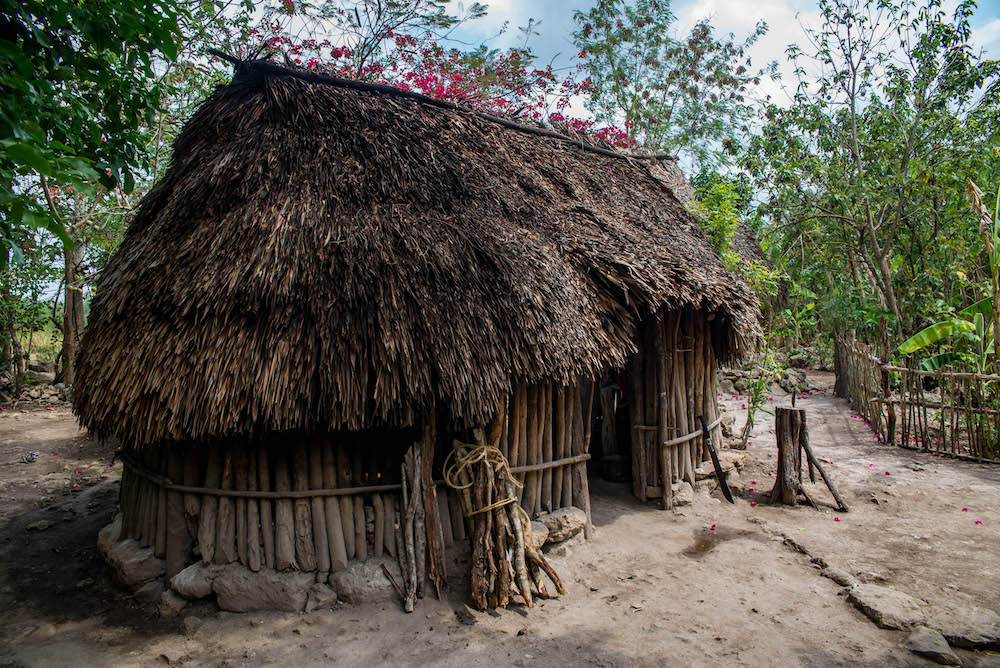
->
[
  {"left": 572, "top": 0, "right": 773, "bottom": 167},
  {"left": 745, "top": 0, "right": 999, "bottom": 343},
  {"left": 0, "top": 0, "right": 192, "bottom": 263}
]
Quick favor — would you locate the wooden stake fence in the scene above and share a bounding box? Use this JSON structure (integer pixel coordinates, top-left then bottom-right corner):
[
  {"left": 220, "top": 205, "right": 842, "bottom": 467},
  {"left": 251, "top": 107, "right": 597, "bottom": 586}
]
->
[{"left": 835, "top": 331, "right": 1000, "bottom": 464}]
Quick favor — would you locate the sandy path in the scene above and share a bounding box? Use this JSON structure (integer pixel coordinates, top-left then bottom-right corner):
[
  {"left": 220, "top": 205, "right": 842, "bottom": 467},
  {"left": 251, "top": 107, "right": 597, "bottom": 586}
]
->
[{"left": 1, "top": 372, "right": 997, "bottom": 666}]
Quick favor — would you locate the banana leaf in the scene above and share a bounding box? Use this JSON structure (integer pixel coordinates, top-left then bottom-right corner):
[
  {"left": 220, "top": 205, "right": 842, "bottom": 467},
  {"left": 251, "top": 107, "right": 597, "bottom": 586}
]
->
[
  {"left": 919, "top": 353, "right": 963, "bottom": 371},
  {"left": 959, "top": 296, "right": 993, "bottom": 319},
  {"left": 898, "top": 319, "right": 976, "bottom": 355}
]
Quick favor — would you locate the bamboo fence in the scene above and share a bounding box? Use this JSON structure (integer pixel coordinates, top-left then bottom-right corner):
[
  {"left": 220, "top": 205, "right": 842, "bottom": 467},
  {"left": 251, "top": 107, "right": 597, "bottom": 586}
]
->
[{"left": 834, "top": 329, "right": 1000, "bottom": 464}]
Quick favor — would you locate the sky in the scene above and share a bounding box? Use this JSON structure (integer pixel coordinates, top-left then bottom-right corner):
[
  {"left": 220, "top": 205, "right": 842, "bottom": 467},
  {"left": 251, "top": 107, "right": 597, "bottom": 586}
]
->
[{"left": 451, "top": 0, "right": 1000, "bottom": 111}]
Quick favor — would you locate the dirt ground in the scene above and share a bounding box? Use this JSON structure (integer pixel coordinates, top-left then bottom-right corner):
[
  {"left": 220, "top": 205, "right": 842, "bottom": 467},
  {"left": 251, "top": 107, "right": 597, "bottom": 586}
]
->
[{"left": 1, "top": 371, "right": 999, "bottom": 667}]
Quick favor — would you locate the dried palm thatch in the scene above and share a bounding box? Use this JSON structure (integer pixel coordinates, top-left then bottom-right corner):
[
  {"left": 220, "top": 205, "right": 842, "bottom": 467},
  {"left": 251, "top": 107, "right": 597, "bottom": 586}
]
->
[{"left": 73, "top": 59, "right": 761, "bottom": 448}]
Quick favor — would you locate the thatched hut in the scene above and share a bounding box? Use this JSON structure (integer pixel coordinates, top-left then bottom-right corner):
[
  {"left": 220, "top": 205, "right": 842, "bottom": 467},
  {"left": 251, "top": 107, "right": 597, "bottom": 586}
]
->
[{"left": 75, "top": 58, "right": 760, "bottom": 610}]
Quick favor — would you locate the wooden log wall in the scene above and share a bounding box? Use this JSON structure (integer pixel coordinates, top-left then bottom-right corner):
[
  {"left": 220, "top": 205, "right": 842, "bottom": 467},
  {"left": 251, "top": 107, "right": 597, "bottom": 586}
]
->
[
  {"left": 500, "top": 380, "right": 591, "bottom": 522},
  {"left": 629, "top": 308, "right": 724, "bottom": 505},
  {"left": 114, "top": 381, "right": 595, "bottom": 579}
]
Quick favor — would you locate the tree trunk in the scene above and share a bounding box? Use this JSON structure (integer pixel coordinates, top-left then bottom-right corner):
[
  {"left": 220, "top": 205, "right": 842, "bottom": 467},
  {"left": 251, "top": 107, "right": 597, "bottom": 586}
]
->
[
  {"left": 60, "top": 243, "right": 85, "bottom": 386},
  {"left": 769, "top": 407, "right": 804, "bottom": 506}
]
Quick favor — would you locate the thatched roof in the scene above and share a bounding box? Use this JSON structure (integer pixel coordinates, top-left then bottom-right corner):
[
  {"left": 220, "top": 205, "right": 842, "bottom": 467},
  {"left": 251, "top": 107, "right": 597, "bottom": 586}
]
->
[{"left": 73, "top": 59, "right": 761, "bottom": 447}]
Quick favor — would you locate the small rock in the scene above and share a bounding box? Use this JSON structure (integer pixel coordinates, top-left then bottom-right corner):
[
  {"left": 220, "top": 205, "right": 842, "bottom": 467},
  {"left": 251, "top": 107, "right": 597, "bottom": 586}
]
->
[
  {"left": 847, "top": 584, "right": 925, "bottom": 630},
  {"left": 26, "top": 519, "right": 56, "bottom": 531},
  {"left": 720, "top": 413, "right": 736, "bottom": 438},
  {"left": 98, "top": 516, "right": 165, "bottom": 589},
  {"left": 537, "top": 507, "right": 587, "bottom": 543},
  {"left": 159, "top": 589, "right": 188, "bottom": 618},
  {"left": 671, "top": 481, "right": 694, "bottom": 507},
  {"left": 925, "top": 605, "right": 1000, "bottom": 649},
  {"left": 694, "top": 478, "right": 718, "bottom": 494},
  {"left": 28, "top": 360, "right": 54, "bottom": 373},
  {"left": 304, "top": 583, "right": 338, "bottom": 613},
  {"left": 181, "top": 616, "right": 203, "bottom": 635},
  {"left": 716, "top": 450, "right": 747, "bottom": 472},
  {"left": 75, "top": 578, "right": 95, "bottom": 590},
  {"left": 695, "top": 462, "right": 714, "bottom": 480},
  {"left": 529, "top": 521, "right": 549, "bottom": 550},
  {"left": 789, "top": 353, "right": 809, "bottom": 369},
  {"left": 135, "top": 580, "right": 164, "bottom": 604},
  {"left": 212, "top": 565, "right": 315, "bottom": 613},
  {"left": 768, "top": 382, "right": 788, "bottom": 397},
  {"left": 821, "top": 567, "right": 857, "bottom": 588},
  {"left": 170, "top": 562, "right": 222, "bottom": 600},
  {"left": 904, "top": 626, "right": 962, "bottom": 666},
  {"left": 330, "top": 558, "right": 402, "bottom": 605},
  {"left": 719, "top": 379, "right": 737, "bottom": 395}
]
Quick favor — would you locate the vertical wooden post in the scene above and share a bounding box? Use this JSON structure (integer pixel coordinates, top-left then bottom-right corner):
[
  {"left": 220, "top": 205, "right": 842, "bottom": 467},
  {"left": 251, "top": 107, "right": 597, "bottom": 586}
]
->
[
  {"left": 657, "top": 314, "right": 673, "bottom": 510},
  {"left": 165, "top": 451, "right": 187, "bottom": 579},
  {"left": 214, "top": 447, "right": 237, "bottom": 564},
  {"left": 233, "top": 447, "right": 249, "bottom": 566},
  {"left": 630, "top": 347, "right": 646, "bottom": 501},
  {"left": 522, "top": 384, "right": 538, "bottom": 514},
  {"left": 541, "top": 383, "right": 553, "bottom": 514},
  {"left": 553, "top": 384, "right": 566, "bottom": 509},
  {"left": 273, "top": 451, "right": 297, "bottom": 570},
  {"left": 421, "top": 415, "right": 446, "bottom": 598},
  {"left": 309, "top": 440, "right": 331, "bottom": 575},
  {"left": 246, "top": 447, "right": 262, "bottom": 572},
  {"left": 320, "top": 438, "right": 348, "bottom": 571},
  {"left": 257, "top": 446, "right": 275, "bottom": 569}
]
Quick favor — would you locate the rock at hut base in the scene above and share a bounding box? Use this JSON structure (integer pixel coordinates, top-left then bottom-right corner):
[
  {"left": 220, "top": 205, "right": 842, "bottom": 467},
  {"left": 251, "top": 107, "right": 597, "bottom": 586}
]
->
[
  {"left": 304, "top": 583, "right": 339, "bottom": 613},
  {"left": 134, "top": 580, "right": 164, "bottom": 604},
  {"left": 904, "top": 626, "right": 963, "bottom": 666},
  {"left": 212, "top": 566, "right": 315, "bottom": 613},
  {"left": 98, "top": 516, "right": 165, "bottom": 590},
  {"left": 529, "top": 521, "right": 549, "bottom": 550},
  {"left": 719, "top": 379, "right": 737, "bottom": 396},
  {"left": 170, "top": 562, "right": 223, "bottom": 600},
  {"left": 330, "top": 558, "right": 402, "bottom": 605},
  {"left": 925, "top": 605, "right": 1000, "bottom": 649},
  {"left": 847, "top": 584, "right": 925, "bottom": 630},
  {"left": 159, "top": 589, "right": 188, "bottom": 618},
  {"left": 695, "top": 463, "right": 713, "bottom": 480},
  {"left": 671, "top": 482, "right": 694, "bottom": 507},
  {"left": 537, "top": 507, "right": 587, "bottom": 543}
]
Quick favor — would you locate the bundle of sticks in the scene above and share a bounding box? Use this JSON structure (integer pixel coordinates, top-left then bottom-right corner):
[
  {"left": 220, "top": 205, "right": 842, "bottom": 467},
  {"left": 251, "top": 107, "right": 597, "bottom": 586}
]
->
[{"left": 446, "top": 428, "right": 563, "bottom": 611}]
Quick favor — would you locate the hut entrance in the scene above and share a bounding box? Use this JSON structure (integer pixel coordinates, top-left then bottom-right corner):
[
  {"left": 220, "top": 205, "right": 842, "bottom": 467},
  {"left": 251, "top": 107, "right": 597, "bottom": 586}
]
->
[{"left": 592, "top": 308, "right": 725, "bottom": 507}]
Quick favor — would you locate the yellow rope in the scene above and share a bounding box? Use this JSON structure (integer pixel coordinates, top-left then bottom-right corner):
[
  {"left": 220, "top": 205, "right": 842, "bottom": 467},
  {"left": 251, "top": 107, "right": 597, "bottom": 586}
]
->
[{"left": 443, "top": 442, "right": 522, "bottom": 518}]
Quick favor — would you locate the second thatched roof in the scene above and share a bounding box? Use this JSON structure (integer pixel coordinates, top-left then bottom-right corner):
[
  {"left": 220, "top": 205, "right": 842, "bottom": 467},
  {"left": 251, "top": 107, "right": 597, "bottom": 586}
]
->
[{"left": 73, "top": 59, "right": 761, "bottom": 448}]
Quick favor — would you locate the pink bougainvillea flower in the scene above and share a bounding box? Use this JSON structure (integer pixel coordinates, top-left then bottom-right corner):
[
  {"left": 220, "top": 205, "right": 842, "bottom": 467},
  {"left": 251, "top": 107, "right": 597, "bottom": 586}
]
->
[
  {"left": 75, "top": 470, "right": 81, "bottom": 475},
  {"left": 975, "top": 520, "right": 983, "bottom": 525},
  {"left": 72, "top": 483, "right": 78, "bottom": 488},
  {"left": 86, "top": 465, "right": 92, "bottom": 469},
  {"left": 869, "top": 464, "right": 875, "bottom": 468},
  {"left": 962, "top": 508, "right": 968, "bottom": 512},
  {"left": 834, "top": 517, "right": 841, "bottom": 522},
  {"left": 750, "top": 502, "right": 757, "bottom": 507},
  {"left": 751, "top": 481, "right": 757, "bottom": 485},
  {"left": 885, "top": 472, "right": 891, "bottom": 476},
  {"left": 710, "top": 524, "right": 716, "bottom": 531},
  {"left": 107, "top": 462, "right": 113, "bottom": 466},
  {"left": 741, "top": 403, "right": 746, "bottom": 409}
]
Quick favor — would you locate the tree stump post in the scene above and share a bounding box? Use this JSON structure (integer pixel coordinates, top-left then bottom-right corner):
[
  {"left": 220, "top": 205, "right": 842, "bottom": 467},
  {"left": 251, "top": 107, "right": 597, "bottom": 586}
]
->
[{"left": 769, "top": 407, "right": 804, "bottom": 505}]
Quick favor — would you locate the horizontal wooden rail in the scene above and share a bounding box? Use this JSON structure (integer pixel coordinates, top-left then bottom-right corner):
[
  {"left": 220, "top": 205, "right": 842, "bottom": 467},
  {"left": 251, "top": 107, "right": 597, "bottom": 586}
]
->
[
  {"left": 120, "top": 451, "right": 590, "bottom": 499},
  {"left": 661, "top": 415, "right": 724, "bottom": 448}
]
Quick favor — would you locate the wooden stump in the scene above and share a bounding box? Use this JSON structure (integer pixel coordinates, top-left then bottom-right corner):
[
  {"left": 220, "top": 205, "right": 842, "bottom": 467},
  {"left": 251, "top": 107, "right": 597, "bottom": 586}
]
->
[{"left": 770, "top": 407, "right": 804, "bottom": 505}]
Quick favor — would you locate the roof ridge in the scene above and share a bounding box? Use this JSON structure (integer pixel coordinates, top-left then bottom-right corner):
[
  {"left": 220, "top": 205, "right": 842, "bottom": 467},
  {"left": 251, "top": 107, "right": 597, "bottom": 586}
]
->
[{"left": 206, "top": 49, "right": 677, "bottom": 164}]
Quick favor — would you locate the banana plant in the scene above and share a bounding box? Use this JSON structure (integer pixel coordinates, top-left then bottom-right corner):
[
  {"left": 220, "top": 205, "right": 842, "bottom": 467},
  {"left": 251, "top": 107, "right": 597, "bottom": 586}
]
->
[{"left": 899, "top": 171, "right": 1000, "bottom": 373}]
